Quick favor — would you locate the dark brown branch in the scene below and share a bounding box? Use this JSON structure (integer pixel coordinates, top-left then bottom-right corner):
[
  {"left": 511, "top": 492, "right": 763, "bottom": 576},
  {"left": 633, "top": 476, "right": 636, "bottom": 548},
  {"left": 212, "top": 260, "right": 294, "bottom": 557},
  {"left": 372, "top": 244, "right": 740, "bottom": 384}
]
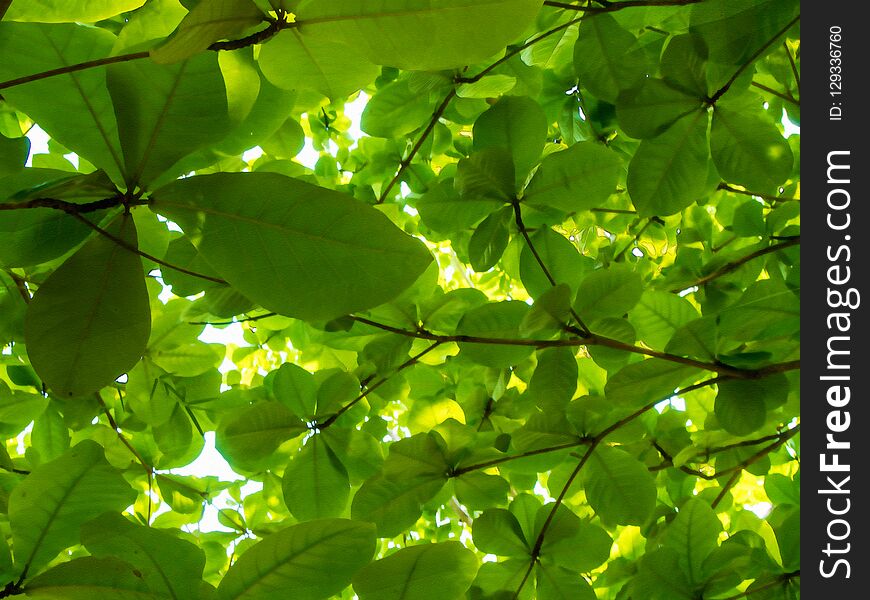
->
[
  {"left": 4, "top": 270, "right": 31, "bottom": 304},
  {"left": 206, "top": 18, "right": 287, "bottom": 51},
  {"left": 544, "top": 0, "right": 702, "bottom": 12},
  {"left": 349, "top": 315, "right": 800, "bottom": 379},
  {"left": 750, "top": 81, "right": 799, "bottom": 106},
  {"left": 675, "top": 237, "right": 800, "bottom": 291},
  {"left": 319, "top": 341, "right": 443, "bottom": 429},
  {"left": 784, "top": 42, "right": 800, "bottom": 95},
  {"left": 0, "top": 52, "right": 150, "bottom": 92},
  {"left": 718, "top": 182, "right": 798, "bottom": 204},
  {"left": 188, "top": 312, "right": 279, "bottom": 326},
  {"left": 377, "top": 88, "right": 456, "bottom": 204},
  {"left": 0, "top": 195, "right": 135, "bottom": 213},
  {"left": 69, "top": 212, "right": 227, "bottom": 284},
  {"left": 0, "top": 0, "right": 12, "bottom": 21},
  {"left": 709, "top": 14, "right": 801, "bottom": 104}
]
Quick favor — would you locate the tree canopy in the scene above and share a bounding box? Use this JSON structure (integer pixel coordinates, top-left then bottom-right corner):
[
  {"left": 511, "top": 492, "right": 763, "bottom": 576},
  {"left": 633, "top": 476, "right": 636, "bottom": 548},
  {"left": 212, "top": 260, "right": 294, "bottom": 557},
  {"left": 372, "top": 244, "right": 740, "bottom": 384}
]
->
[{"left": 0, "top": 1, "right": 800, "bottom": 599}]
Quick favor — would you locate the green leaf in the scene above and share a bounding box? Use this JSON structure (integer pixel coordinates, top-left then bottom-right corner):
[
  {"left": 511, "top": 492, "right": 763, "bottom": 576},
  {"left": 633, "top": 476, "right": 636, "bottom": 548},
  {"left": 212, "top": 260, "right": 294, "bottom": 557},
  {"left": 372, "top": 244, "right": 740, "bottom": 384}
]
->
[
  {"left": 24, "top": 214, "right": 151, "bottom": 398},
  {"left": 81, "top": 512, "right": 206, "bottom": 600},
  {"left": 259, "top": 30, "right": 380, "bottom": 99},
  {"left": 457, "top": 301, "right": 534, "bottom": 368},
  {"left": 271, "top": 363, "right": 317, "bottom": 417},
  {"left": 107, "top": 51, "right": 230, "bottom": 186},
  {"left": 616, "top": 79, "right": 704, "bottom": 139},
  {"left": 519, "top": 229, "right": 590, "bottom": 299},
  {"left": 353, "top": 542, "right": 478, "bottom": 600},
  {"left": 628, "top": 290, "right": 700, "bottom": 351},
  {"left": 605, "top": 359, "right": 698, "bottom": 408},
  {"left": 23, "top": 556, "right": 156, "bottom": 600},
  {"left": 583, "top": 446, "right": 657, "bottom": 526},
  {"left": 542, "top": 520, "right": 612, "bottom": 572},
  {"left": 473, "top": 508, "right": 529, "bottom": 557},
  {"left": 627, "top": 110, "right": 710, "bottom": 217},
  {"left": 0, "top": 134, "right": 29, "bottom": 178},
  {"left": 216, "top": 401, "right": 307, "bottom": 472},
  {"left": 294, "top": 0, "right": 543, "bottom": 71},
  {"left": 630, "top": 548, "right": 695, "bottom": 600},
  {"left": 690, "top": 0, "right": 800, "bottom": 65},
  {"left": 456, "top": 148, "right": 516, "bottom": 203},
  {"left": 417, "top": 179, "right": 501, "bottom": 233},
  {"left": 528, "top": 347, "right": 577, "bottom": 410},
  {"left": 717, "top": 280, "right": 799, "bottom": 341},
  {"left": 536, "top": 563, "right": 597, "bottom": 600},
  {"left": 0, "top": 23, "right": 125, "bottom": 182},
  {"left": 151, "top": 0, "right": 265, "bottom": 64},
  {"left": 283, "top": 436, "right": 350, "bottom": 520},
  {"left": 663, "top": 498, "right": 722, "bottom": 586},
  {"left": 660, "top": 33, "right": 710, "bottom": 97},
  {"left": 522, "top": 141, "right": 623, "bottom": 213},
  {"left": 216, "top": 519, "right": 376, "bottom": 600},
  {"left": 473, "top": 96, "right": 547, "bottom": 180},
  {"left": 321, "top": 427, "right": 385, "bottom": 485},
  {"left": 361, "top": 80, "right": 433, "bottom": 138},
  {"left": 0, "top": 386, "right": 49, "bottom": 438},
  {"left": 574, "top": 14, "right": 649, "bottom": 103},
  {"left": 5, "top": 0, "right": 146, "bottom": 23},
  {"left": 468, "top": 206, "right": 511, "bottom": 272},
  {"left": 31, "top": 405, "right": 70, "bottom": 463},
  {"left": 574, "top": 264, "right": 643, "bottom": 323},
  {"left": 711, "top": 96, "right": 794, "bottom": 191},
  {"left": 454, "top": 471, "right": 510, "bottom": 511},
  {"left": 8, "top": 440, "right": 136, "bottom": 575},
  {"left": 152, "top": 172, "right": 432, "bottom": 321},
  {"left": 352, "top": 433, "right": 449, "bottom": 537},
  {"left": 714, "top": 375, "right": 788, "bottom": 436}
]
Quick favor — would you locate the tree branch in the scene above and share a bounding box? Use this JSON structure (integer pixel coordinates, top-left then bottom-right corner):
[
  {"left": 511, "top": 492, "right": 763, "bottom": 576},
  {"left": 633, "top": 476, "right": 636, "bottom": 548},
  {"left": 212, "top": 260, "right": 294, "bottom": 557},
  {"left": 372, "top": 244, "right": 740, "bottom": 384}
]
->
[
  {"left": 709, "top": 14, "right": 801, "bottom": 104},
  {"left": 0, "top": 51, "right": 150, "bottom": 92},
  {"left": 718, "top": 182, "right": 798, "bottom": 204},
  {"left": 750, "top": 81, "right": 799, "bottom": 106},
  {"left": 543, "top": 0, "right": 702, "bottom": 12},
  {"left": 0, "top": 195, "right": 136, "bottom": 213},
  {"left": 675, "top": 237, "right": 800, "bottom": 291},
  {"left": 377, "top": 88, "right": 456, "bottom": 204},
  {"left": 348, "top": 315, "right": 800, "bottom": 379},
  {"left": 69, "top": 212, "right": 227, "bottom": 284},
  {"left": 319, "top": 341, "right": 443, "bottom": 429},
  {"left": 720, "top": 571, "right": 800, "bottom": 600}
]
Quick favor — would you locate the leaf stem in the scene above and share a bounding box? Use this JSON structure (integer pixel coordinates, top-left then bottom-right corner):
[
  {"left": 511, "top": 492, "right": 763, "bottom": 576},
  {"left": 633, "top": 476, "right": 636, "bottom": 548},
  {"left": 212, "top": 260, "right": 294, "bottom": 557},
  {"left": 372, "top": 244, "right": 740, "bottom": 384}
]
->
[
  {"left": 0, "top": 51, "right": 150, "bottom": 92},
  {"left": 675, "top": 237, "right": 800, "bottom": 291}
]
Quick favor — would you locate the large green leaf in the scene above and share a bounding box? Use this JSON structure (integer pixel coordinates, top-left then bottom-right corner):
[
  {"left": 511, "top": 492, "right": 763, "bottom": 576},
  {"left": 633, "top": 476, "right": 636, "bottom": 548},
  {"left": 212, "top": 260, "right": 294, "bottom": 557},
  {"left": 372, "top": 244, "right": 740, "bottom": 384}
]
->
[
  {"left": 0, "top": 23, "right": 125, "bottom": 182},
  {"left": 473, "top": 96, "right": 547, "bottom": 181},
  {"left": 361, "top": 80, "right": 433, "bottom": 138},
  {"left": 8, "top": 441, "right": 136, "bottom": 575},
  {"left": 23, "top": 556, "right": 157, "bottom": 600},
  {"left": 24, "top": 214, "right": 151, "bottom": 398},
  {"left": 605, "top": 359, "right": 698, "bottom": 408},
  {"left": 353, "top": 542, "right": 478, "bottom": 600},
  {"left": 628, "top": 290, "right": 700, "bottom": 351},
  {"left": 518, "top": 228, "right": 591, "bottom": 299},
  {"left": 574, "top": 264, "right": 643, "bottom": 323},
  {"left": 582, "top": 446, "right": 657, "bottom": 526},
  {"left": 259, "top": 30, "right": 380, "bottom": 99},
  {"left": 528, "top": 347, "right": 578, "bottom": 410},
  {"left": 81, "top": 512, "right": 206, "bottom": 600},
  {"left": 627, "top": 110, "right": 710, "bottom": 217},
  {"left": 711, "top": 96, "right": 794, "bottom": 191},
  {"left": 536, "top": 563, "right": 597, "bottom": 600},
  {"left": 630, "top": 548, "right": 695, "bottom": 600},
  {"left": 352, "top": 433, "right": 450, "bottom": 537},
  {"left": 472, "top": 508, "right": 530, "bottom": 557},
  {"left": 714, "top": 375, "right": 788, "bottom": 436},
  {"left": 216, "top": 519, "right": 376, "bottom": 600},
  {"left": 282, "top": 436, "right": 350, "bottom": 520},
  {"left": 293, "top": 0, "right": 543, "bottom": 71},
  {"left": 662, "top": 499, "right": 722, "bottom": 586},
  {"left": 0, "top": 133, "right": 28, "bottom": 178},
  {"left": 455, "top": 148, "right": 516, "bottom": 203},
  {"left": 617, "top": 78, "right": 704, "bottom": 140},
  {"left": 5, "top": 0, "right": 146, "bottom": 23},
  {"left": 151, "top": 172, "right": 433, "bottom": 321},
  {"left": 522, "top": 141, "right": 623, "bottom": 213},
  {"left": 468, "top": 206, "right": 511, "bottom": 272},
  {"left": 573, "top": 14, "right": 649, "bottom": 103},
  {"left": 107, "top": 51, "right": 230, "bottom": 186},
  {"left": 215, "top": 400, "right": 307, "bottom": 472},
  {"left": 151, "top": 0, "right": 265, "bottom": 64}
]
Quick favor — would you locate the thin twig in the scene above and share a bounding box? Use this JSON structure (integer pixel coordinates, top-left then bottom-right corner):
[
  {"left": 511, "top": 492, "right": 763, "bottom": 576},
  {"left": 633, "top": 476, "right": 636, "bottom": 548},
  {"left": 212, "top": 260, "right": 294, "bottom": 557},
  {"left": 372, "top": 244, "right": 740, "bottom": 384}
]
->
[
  {"left": 0, "top": 51, "right": 150, "bottom": 92},
  {"left": 709, "top": 14, "right": 801, "bottom": 104},
  {"left": 676, "top": 238, "right": 800, "bottom": 291},
  {"left": 720, "top": 571, "right": 800, "bottom": 600},
  {"left": 750, "top": 81, "right": 799, "bottom": 106},
  {"left": 784, "top": 42, "right": 800, "bottom": 95},
  {"left": 377, "top": 89, "right": 456, "bottom": 204},
  {"left": 718, "top": 182, "right": 797, "bottom": 204},
  {"left": 543, "top": 0, "right": 702, "bottom": 11},
  {"left": 69, "top": 212, "right": 227, "bottom": 284}
]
